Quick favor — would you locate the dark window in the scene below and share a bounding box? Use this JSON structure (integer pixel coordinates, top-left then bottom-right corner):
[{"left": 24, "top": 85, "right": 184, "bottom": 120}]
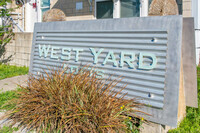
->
[
  {"left": 148, "top": 0, "right": 152, "bottom": 9},
  {"left": 121, "top": 0, "right": 140, "bottom": 18},
  {"left": 176, "top": 0, "right": 182, "bottom": 15},
  {"left": 96, "top": 0, "right": 113, "bottom": 19}
]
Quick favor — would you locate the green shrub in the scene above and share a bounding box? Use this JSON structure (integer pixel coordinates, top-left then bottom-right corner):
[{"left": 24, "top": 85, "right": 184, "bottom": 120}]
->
[
  {"left": 0, "top": 0, "right": 15, "bottom": 64},
  {"left": 5, "top": 67, "right": 145, "bottom": 132}
]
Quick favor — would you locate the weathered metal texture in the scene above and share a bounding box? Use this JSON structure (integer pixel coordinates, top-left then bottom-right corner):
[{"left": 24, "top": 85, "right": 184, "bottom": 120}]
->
[
  {"left": 29, "top": 16, "right": 183, "bottom": 127},
  {"left": 182, "top": 18, "right": 198, "bottom": 107},
  {"left": 34, "top": 30, "right": 167, "bottom": 108}
]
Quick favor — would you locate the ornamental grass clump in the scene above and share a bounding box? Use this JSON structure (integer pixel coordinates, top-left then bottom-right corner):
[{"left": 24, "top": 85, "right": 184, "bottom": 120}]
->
[{"left": 6, "top": 67, "right": 144, "bottom": 132}]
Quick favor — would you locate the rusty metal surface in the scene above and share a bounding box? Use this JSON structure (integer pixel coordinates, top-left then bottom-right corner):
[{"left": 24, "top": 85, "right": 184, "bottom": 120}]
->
[{"left": 33, "top": 30, "right": 167, "bottom": 108}]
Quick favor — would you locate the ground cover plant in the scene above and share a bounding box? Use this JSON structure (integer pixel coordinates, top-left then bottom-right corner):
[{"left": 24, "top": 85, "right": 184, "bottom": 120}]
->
[
  {"left": 4, "top": 67, "right": 145, "bottom": 133},
  {"left": 168, "top": 67, "right": 200, "bottom": 133},
  {"left": 0, "top": 126, "right": 18, "bottom": 133},
  {"left": 0, "top": 90, "right": 20, "bottom": 133},
  {"left": 0, "top": 64, "right": 29, "bottom": 80},
  {"left": 0, "top": 89, "right": 20, "bottom": 111}
]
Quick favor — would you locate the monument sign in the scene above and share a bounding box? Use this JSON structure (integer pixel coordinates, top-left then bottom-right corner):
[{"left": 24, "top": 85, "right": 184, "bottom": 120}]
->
[{"left": 29, "top": 16, "right": 197, "bottom": 127}]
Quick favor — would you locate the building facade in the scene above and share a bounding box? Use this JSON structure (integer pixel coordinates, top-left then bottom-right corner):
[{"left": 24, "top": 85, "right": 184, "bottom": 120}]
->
[
  {"left": 10, "top": 0, "right": 194, "bottom": 31},
  {"left": 12, "top": 0, "right": 194, "bottom": 32}
]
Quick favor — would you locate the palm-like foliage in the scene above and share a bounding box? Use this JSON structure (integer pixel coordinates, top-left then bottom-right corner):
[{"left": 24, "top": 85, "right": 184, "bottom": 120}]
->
[
  {"left": 0, "top": 0, "right": 14, "bottom": 63},
  {"left": 6, "top": 67, "right": 145, "bottom": 132}
]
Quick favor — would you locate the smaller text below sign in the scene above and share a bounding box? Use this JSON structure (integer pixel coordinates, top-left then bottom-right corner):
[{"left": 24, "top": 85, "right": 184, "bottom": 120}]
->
[{"left": 33, "top": 30, "right": 167, "bottom": 109}]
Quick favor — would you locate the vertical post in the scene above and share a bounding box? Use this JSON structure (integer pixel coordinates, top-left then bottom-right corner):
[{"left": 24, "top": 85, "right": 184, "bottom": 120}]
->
[
  {"left": 37, "top": 0, "right": 42, "bottom": 22},
  {"left": 192, "top": 0, "right": 200, "bottom": 65},
  {"left": 22, "top": 4, "right": 25, "bottom": 31},
  {"left": 17, "top": 13, "right": 19, "bottom": 32},
  {"left": 140, "top": 0, "right": 148, "bottom": 17},
  {"left": 113, "top": 0, "right": 120, "bottom": 18}
]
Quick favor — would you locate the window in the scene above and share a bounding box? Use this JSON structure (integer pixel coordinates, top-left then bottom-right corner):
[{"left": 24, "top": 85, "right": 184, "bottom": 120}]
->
[
  {"left": 95, "top": 0, "right": 160, "bottom": 19},
  {"left": 41, "top": 0, "right": 50, "bottom": 21},
  {"left": 121, "top": 0, "right": 140, "bottom": 18},
  {"left": 41, "top": 0, "right": 50, "bottom": 15},
  {"left": 96, "top": 0, "right": 113, "bottom": 19},
  {"left": 95, "top": 0, "right": 143, "bottom": 19},
  {"left": 76, "top": 2, "right": 83, "bottom": 11}
]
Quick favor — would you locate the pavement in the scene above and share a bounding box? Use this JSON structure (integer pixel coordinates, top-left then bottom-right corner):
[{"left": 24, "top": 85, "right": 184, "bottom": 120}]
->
[
  {"left": 0, "top": 75, "right": 29, "bottom": 132},
  {"left": 0, "top": 75, "right": 28, "bottom": 93}
]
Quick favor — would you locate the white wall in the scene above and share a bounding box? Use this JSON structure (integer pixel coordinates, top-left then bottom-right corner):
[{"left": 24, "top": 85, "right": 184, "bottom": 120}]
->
[
  {"left": 196, "top": 31, "right": 200, "bottom": 64},
  {"left": 192, "top": 0, "right": 200, "bottom": 65},
  {"left": 25, "top": 0, "right": 39, "bottom": 32}
]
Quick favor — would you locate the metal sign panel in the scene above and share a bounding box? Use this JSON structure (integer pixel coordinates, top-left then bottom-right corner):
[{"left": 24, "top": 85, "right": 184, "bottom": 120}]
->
[{"left": 30, "top": 16, "right": 183, "bottom": 127}]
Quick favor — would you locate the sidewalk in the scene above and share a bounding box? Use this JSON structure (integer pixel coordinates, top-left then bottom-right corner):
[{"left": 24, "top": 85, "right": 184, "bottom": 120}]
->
[
  {"left": 0, "top": 75, "right": 28, "bottom": 93},
  {"left": 0, "top": 75, "right": 29, "bottom": 132}
]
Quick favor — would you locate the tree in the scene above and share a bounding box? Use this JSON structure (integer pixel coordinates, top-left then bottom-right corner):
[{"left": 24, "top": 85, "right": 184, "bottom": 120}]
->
[{"left": 0, "top": 0, "right": 14, "bottom": 64}]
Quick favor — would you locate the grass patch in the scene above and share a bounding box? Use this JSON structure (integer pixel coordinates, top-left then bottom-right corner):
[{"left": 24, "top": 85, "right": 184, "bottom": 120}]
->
[
  {"left": 168, "top": 67, "right": 200, "bottom": 133},
  {"left": 0, "top": 126, "right": 19, "bottom": 133},
  {"left": 0, "top": 89, "right": 20, "bottom": 133},
  {"left": 0, "top": 64, "right": 29, "bottom": 80},
  {"left": 0, "top": 89, "right": 20, "bottom": 111}
]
